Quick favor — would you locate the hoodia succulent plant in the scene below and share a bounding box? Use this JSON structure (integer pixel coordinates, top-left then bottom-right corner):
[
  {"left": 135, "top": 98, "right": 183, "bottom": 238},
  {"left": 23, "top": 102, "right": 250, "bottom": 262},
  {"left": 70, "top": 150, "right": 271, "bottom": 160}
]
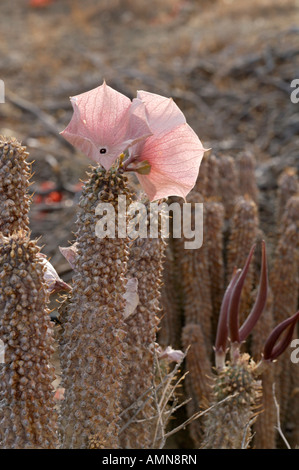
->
[
  {"left": 59, "top": 164, "right": 132, "bottom": 449},
  {"left": 203, "top": 353, "right": 263, "bottom": 449},
  {"left": 120, "top": 199, "right": 167, "bottom": 448},
  {"left": 203, "top": 242, "right": 299, "bottom": 449},
  {"left": 0, "top": 137, "right": 31, "bottom": 236},
  {"left": 0, "top": 231, "right": 58, "bottom": 449}
]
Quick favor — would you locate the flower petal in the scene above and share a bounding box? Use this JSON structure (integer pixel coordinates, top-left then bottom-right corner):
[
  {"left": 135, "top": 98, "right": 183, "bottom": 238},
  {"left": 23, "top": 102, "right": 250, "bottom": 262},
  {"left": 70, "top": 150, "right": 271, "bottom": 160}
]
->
[
  {"left": 125, "top": 98, "right": 153, "bottom": 148},
  {"left": 263, "top": 310, "right": 299, "bottom": 361},
  {"left": 59, "top": 243, "right": 78, "bottom": 271},
  {"left": 239, "top": 240, "right": 268, "bottom": 342},
  {"left": 159, "top": 346, "right": 185, "bottom": 363},
  {"left": 54, "top": 387, "right": 65, "bottom": 401},
  {"left": 135, "top": 91, "right": 186, "bottom": 135},
  {"left": 61, "top": 82, "right": 150, "bottom": 170},
  {"left": 38, "top": 254, "right": 72, "bottom": 293},
  {"left": 228, "top": 243, "right": 256, "bottom": 344},
  {"left": 133, "top": 123, "right": 206, "bottom": 201},
  {"left": 215, "top": 267, "right": 242, "bottom": 369}
]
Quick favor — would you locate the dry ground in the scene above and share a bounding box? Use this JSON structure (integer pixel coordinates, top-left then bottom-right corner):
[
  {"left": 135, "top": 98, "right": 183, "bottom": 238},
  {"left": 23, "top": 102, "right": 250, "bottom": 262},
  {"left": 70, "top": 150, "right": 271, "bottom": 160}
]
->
[{"left": 0, "top": 0, "right": 298, "bottom": 261}]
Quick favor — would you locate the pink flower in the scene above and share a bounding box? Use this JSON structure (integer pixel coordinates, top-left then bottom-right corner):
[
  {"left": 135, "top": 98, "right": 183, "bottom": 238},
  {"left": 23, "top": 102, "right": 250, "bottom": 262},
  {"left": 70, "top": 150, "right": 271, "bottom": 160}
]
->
[
  {"left": 127, "top": 91, "right": 207, "bottom": 201},
  {"left": 38, "top": 253, "right": 72, "bottom": 294},
  {"left": 59, "top": 243, "right": 78, "bottom": 271},
  {"left": 61, "top": 83, "right": 206, "bottom": 201},
  {"left": 158, "top": 345, "right": 185, "bottom": 363},
  {"left": 54, "top": 387, "right": 65, "bottom": 401},
  {"left": 60, "top": 81, "right": 151, "bottom": 170}
]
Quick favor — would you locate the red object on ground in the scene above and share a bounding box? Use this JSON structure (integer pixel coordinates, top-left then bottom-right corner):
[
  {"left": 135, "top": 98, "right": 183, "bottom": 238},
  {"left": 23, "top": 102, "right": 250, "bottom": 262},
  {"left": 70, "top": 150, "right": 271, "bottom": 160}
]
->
[
  {"left": 29, "top": 0, "right": 55, "bottom": 8},
  {"left": 33, "top": 194, "right": 43, "bottom": 204},
  {"left": 33, "top": 181, "right": 63, "bottom": 205},
  {"left": 45, "top": 191, "right": 63, "bottom": 203}
]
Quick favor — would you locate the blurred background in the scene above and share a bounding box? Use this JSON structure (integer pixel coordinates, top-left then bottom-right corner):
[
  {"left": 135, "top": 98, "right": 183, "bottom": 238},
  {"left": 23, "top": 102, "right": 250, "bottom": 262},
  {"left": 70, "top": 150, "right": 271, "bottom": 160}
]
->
[{"left": 0, "top": 0, "right": 298, "bottom": 281}]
